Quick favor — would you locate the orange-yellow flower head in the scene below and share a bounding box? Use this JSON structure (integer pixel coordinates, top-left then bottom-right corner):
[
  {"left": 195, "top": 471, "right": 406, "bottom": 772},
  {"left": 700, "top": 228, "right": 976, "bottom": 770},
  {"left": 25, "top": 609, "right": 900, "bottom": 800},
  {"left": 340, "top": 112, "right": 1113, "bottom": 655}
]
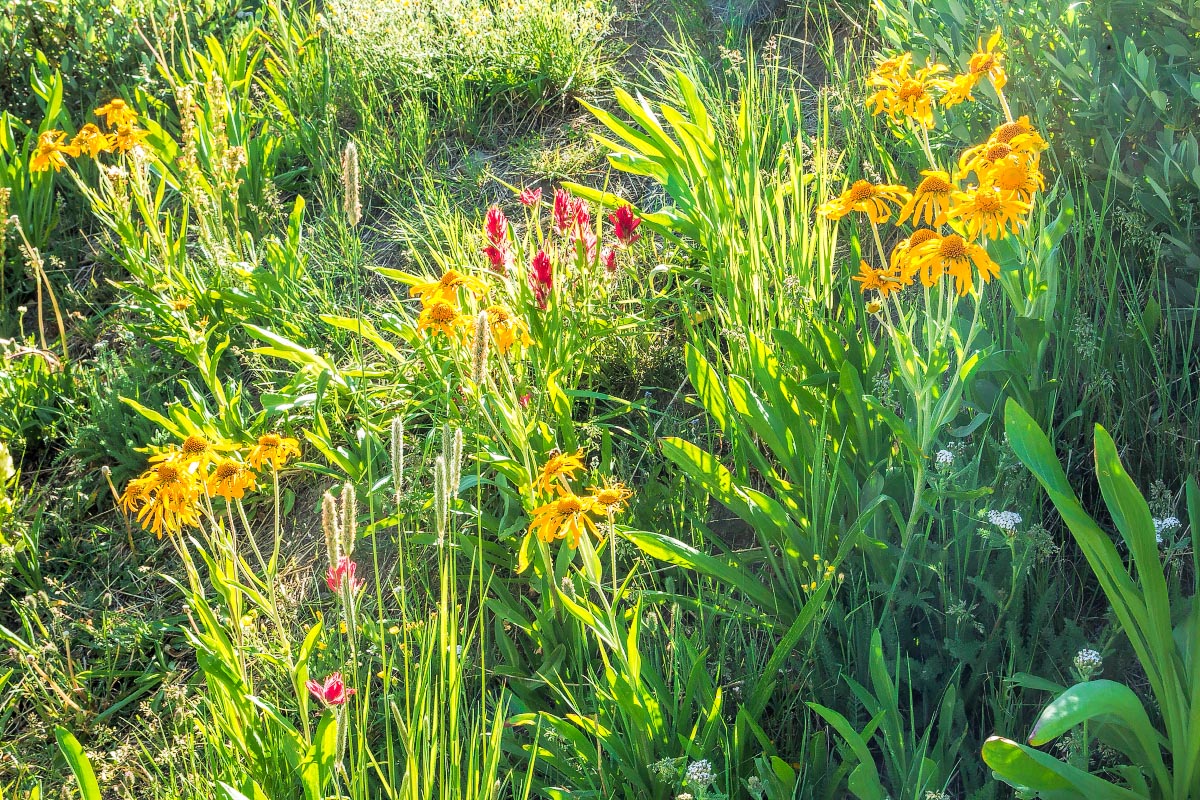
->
[
  {"left": 95, "top": 98, "right": 139, "bottom": 128},
  {"left": 852, "top": 260, "right": 902, "bottom": 297},
  {"left": 417, "top": 300, "right": 469, "bottom": 339},
  {"left": 988, "top": 159, "right": 1045, "bottom": 203},
  {"left": 946, "top": 186, "right": 1029, "bottom": 239},
  {"left": 818, "top": 180, "right": 912, "bottom": 224},
  {"left": 968, "top": 30, "right": 1007, "bottom": 91},
  {"left": 533, "top": 449, "right": 585, "bottom": 495},
  {"left": 247, "top": 433, "right": 301, "bottom": 471},
  {"left": 112, "top": 124, "right": 149, "bottom": 154},
  {"left": 207, "top": 458, "right": 257, "bottom": 501},
  {"left": 888, "top": 228, "right": 942, "bottom": 286},
  {"left": 867, "top": 62, "right": 948, "bottom": 128},
  {"left": 122, "top": 458, "right": 201, "bottom": 538},
  {"left": 410, "top": 269, "right": 488, "bottom": 306},
  {"left": 484, "top": 305, "right": 530, "bottom": 356},
  {"left": 588, "top": 478, "right": 633, "bottom": 514},
  {"left": 30, "top": 130, "right": 79, "bottom": 173},
  {"left": 899, "top": 170, "right": 956, "bottom": 226},
  {"left": 911, "top": 233, "right": 1000, "bottom": 295},
  {"left": 70, "top": 124, "right": 114, "bottom": 158},
  {"left": 528, "top": 488, "right": 600, "bottom": 548}
]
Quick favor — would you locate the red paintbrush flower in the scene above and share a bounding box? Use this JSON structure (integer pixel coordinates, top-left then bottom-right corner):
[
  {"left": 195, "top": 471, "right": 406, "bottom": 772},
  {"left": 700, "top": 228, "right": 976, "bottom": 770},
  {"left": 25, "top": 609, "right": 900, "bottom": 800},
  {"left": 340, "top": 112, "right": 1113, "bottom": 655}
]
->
[
  {"left": 483, "top": 244, "right": 514, "bottom": 275},
  {"left": 609, "top": 205, "right": 641, "bottom": 246},
  {"left": 519, "top": 187, "right": 542, "bottom": 207},
  {"left": 484, "top": 206, "right": 508, "bottom": 246},
  {"left": 601, "top": 246, "right": 617, "bottom": 273},
  {"left": 307, "top": 672, "right": 356, "bottom": 706},
  {"left": 529, "top": 249, "right": 553, "bottom": 309}
]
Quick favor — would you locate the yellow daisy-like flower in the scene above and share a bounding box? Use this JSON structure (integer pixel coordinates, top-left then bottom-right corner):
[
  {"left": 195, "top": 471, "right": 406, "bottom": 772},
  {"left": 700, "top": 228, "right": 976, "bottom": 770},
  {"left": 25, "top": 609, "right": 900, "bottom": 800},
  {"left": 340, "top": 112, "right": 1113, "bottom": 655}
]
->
[
  {"left": 247, "top": 433, "right": 301, "bottom": 471},
  {"left": 939, "top": 73, "right": 978, "bottom": 109},
  {"left": 485, "top": 305, "right": 531, "bottom": 356},
  {"left": 123, "top": 460, "right": 202, "bottom": 538},
  {"left": 588, "top": 478, "right": 633, "bottom": 514},
  {"left": 533, "top": 449, "right": 585, "bottom": 495},
  {"left": 911, "top": 233, "right": 1000, "bottom": 296},
  {"left": 112, "top": 124, "right": 149, "bottom": 154},
  {"left": 899, "top": 170, "right": 956, "bottom": 226},
  {"left": 70, "top": 124, "right": 114, "bottom": 158},
  {"left": 818, "top": 180, "right": 912, "bottom": 224},
  {"left": 207, "top": 458, "right": 257, "bottom": 501},
  {"left": 178, "top": 434, "right": 219, "bottom": 471},
  {"left": 987, "top": 159, "right": 1045, "bottom": 203},
  {"left": 888, "top": 228, "right": 942, "bottom": 286},
  {"left": 870, "top": 52, "right": 914, "bottom": 82},
  {"left": 868, "top": 63, "right": 948, "bottom": 128},
  {"left": 417, "top": 300, "right": 469, "bottom": 339},
  {"left": 946, "top": 186, "right": 1029, "bottom": 239},
  {"left": 528, "top": 488, "right": 600, "bottom": 548},
  {"left": 94, "top": 98, "right": 138, "bottom": 128},
  {"left": 30, "top": 130, "right": 79, "bottom": 173},
  {"left": 410, "top": 269, "right": 488, "bottom": 306},
  {"left": 852, "top": 260, "right": 901, "bottom": 297},
  {"left": 991, "top": 116, "right": 1046, "bottom": 152},
  {"left": 967, "top": 30, "right": 1007, "bottom": 91},
  {"left": 957, "top": 140, "right": 1020, "bottom": 182}
]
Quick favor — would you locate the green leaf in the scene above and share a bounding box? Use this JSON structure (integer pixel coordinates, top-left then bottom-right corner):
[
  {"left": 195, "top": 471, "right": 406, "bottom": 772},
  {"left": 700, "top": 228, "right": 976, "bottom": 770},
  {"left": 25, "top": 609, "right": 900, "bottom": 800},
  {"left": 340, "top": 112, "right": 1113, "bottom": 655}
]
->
[
  {"left": 982, "top": 736, "right": 1142, "bottom": 800},
  {"left": 54, "top": 727, "right": 101, "bottom": 800}
]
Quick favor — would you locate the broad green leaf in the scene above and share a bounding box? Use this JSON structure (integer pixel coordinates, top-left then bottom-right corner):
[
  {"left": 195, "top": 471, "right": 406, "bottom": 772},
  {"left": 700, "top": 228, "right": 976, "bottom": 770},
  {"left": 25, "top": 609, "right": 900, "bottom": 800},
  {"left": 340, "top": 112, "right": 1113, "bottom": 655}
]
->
[
  {"left": 55, "top": 727, "right": 101, "bottom": 800},
  {"left": 982, "top": 736, "right": 1143, "bottom": 800}
]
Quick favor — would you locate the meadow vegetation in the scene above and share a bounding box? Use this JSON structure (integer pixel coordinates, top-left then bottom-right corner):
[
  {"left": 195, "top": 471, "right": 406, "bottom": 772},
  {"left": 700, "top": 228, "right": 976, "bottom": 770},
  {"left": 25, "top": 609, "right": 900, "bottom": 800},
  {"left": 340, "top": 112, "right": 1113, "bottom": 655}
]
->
[{"left": 1, "top": 0, "right": 1199, "bottom": 799}]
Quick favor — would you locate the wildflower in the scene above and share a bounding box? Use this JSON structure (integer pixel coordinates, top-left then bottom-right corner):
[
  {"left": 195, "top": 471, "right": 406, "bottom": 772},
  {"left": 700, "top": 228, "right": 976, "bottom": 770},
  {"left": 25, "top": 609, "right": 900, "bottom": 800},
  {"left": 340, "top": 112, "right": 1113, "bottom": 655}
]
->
[
  {"left": 326, "top": 555, "right": 365, "bottom": 593},
  {"left": 417, "top": 300, "right": 469, "bottom": 339},
  {"left": 484, "top": 206, "right": 509, "bottom": 246},
  {"left": 94, "top": 98, "right": 138, "bottom": 128},
  {"left": 601, "top": 246, "right": 617, "bottom": 273},
  {"left": 247, "top": 433, "right": 301, "bottom": 471},
  {"left": 899, "top": 170, "right": 955, "bottom": 226},
  {"left": 1153, "top": 516, "right": 1181, "bottom": 544},
  {"left": 483, "top": 244, "right": 514, "bottom": 275},
  {"left": 987, "top": 159, "right": 1045, "bottom": 203},
  {"left": 410, "top": 269, "right": 488, "bottom": 306},
  {"left": 967, "top": 30, "right": 1007, "bottom": 91},
  {"left": 30, "top": 130, "right": 79, "bottom": 173},
  {"left": 946, "top": 186, "right": 1029, "bottom": 239},
  {"left": 528, "top": 250, "right": 553, "bottom": 309},
  {"left": 685, "top": 760, "right": 716, "bottom": 788},
  {"left": 518, "top": 393, "right": 532, "bottom": 408},
  {"left": 852, "top": 260, "right": 903, "bottom": 297},
  {"left": 868, "top": 62, "right": 948, "bottom": 128},
  {"left": 935, "top": 449, "right": 954, "bottom": 469},
  {"left": 112, "top": 125, "right": 149, "bottom": 154},
  {"left": 818, "top": 179, "right": 911, "bottom": 224},
  {"left": 911, "top": 233, "right": 999, "bottom": 295},
  {"left": 987, "top": 509, "right": 1022, "bottom": 533},
  {"left": 589, "top": 478, "right": 633, "bottom": 514},
  {"left": 485, "top": 305, "right": 530, "bottom": 355},
  {"left": 174, "top": 434, "right": 219, "bottom": 471},
  {"left": 207, "top": 458, "right": 256, "bottom": 501},
  {"left": 123, "top": 460, "right": 202, "bottom": 538},
  {"left": 865, "top": 299, "right": 883, "bottom": 314},
  {"left": 519, "top": 186, "right": 542, "bottom": 207},
  {"left": 170, "top": 297, "right": 193, "bottom": 312},
  {"left": 889, "top": 228, "right": 941, "bottom": 286},
  {"left": 1073, "top": 648, "right": 1102, "bottom": 681},
  {"left": 991, "top": 116, "right": 1046, "bottom": 152},
  {"left": 939, "top": 73, "right": 978, "bottom": 108},
  {"left": 871, "top": 52, "right": 913, "bottom": 82},
  {"left": 957, "top": 140, "right": 1020, "bottom": 182},
  {"left": 306, "top": 672, "right": 356, "bottom": 706},
  {"left": 528, "top": 488, "right": 600, "bottom": 548},
  {"left": 571, "top": 223, "right": 599, "bottom": 264},
  {"left": 608, "top": 205, "right": 642, "bottom": 246},
  {"left": 534, "top": 450, "right": 585, "bottom": 494},
  {"left": 552, "top": 188, "right": 587, "bottom": 235},
  {"left": 70, "top": 124, "right": 114, "bottom": 158}
]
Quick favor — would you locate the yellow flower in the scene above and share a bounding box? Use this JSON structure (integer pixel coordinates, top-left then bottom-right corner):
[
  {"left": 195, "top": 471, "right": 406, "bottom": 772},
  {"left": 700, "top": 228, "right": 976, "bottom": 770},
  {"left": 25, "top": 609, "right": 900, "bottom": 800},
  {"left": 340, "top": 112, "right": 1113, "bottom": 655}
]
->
[
  {"left": 818, "top": 180, "right": 912, "bottom": 224},
  {"left": 987, "top": 159, "right": 1045, "bottom": 203},
  {"left": 939, "top": 73, "right": 978, "bottom": 108},
  {"left": 70, "top": 124, "right": 114, "bottom": 158},
  {"left": 94, "top": 98, "right": 138, "bottom": 128},
  {"left": 588, "top": 478, "right": 632, "bottom": 514},
  {"left": 534, "top": 449, "right": 585, "bottom": 495},
  {"left": 899, "top": 170, "right": 956, "bottom": 226},
  {"left": 852, "top": 260, "right": 901, "bottom": 297},
  {"left": 991, "top": 116, "right": 1046, "bottom": 152},
  {"left": 112, "top": 124, "right": 149, "bottom": 154},
  {"left": 868, "top": 61, "right": 948, "bottom": 128},
  {"left": 957, "top": 140, "right": 1020, "bottom": 182},
  {"left": 410, "top": 269, "right": 488, "bottom": 306},
  {"left": 207, "top": 458, "right": 257, "bottom": 501},
  {"left": 176, "top": 434, "right": 219, "bottom": 472},
  {"left": 888, "top": 228, "right": 942, "bottom": 286},
  {"left": 417, "top": 300, "right": 469, "bottom": 339},
  {"left": 911, "top": 233, "right": 999, "bottom": 296},
  {"left": 528, "top": 488, "right": 600, "bottom": 548},
  {"left": 967, "top": 30, "right": 1007, "bottom": 91},
  {"left": 247, "top": 433, "right": 301, "bottom": 471},
  {"left": 30, "top": 130, "right": 79, "bottom": 173},
  {"left": 946, "top": 186, "right": 1029, "bottom": 239},
  {"left": 485, "top": 305, "right": 530, "bottom": 356},
  {"left": 123, "top": 460, "right": 202, "bottom": 538},
  {"left": 865, "top": 299, "right": 884, "bottom": 315}
]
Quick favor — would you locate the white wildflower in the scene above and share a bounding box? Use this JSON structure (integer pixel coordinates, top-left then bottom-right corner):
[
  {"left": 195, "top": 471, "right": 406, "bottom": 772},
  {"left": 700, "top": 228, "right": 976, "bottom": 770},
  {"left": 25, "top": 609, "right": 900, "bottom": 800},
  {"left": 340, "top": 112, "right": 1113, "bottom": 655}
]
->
[{"left": 987, "top": 510, "right": 1022, "bottom": 533}]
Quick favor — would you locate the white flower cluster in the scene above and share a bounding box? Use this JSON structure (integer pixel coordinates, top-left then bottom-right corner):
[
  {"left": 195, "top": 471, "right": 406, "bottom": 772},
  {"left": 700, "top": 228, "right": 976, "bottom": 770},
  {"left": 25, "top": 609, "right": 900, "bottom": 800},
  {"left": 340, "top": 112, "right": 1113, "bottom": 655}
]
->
[
  {"left": 987, "top": 510, "right": 1022, "bottom": 532},
  {"left": 1074, "top": 648, "right": 1102, "bottom": 679},
  {"left": 685, "top": 760, "right": 716, "bottom": 788},
  {"left": 935, "top": 449, "right": 954, "bottom": 469},
  {"left": 1153, "top": 516, "right": 1181, "bottom": 545}
]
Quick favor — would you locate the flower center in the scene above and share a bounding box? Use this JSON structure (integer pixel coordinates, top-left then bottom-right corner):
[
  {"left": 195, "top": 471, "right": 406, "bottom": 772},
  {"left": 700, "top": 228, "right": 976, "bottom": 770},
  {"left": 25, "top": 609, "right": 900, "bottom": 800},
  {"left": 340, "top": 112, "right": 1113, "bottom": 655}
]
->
[
  {"left": 984, "top": 143, "right": 1013, "bottom": 163},
  {"left": 918, "top": 174, "right": 953, "bottom": 194},
  {"left": 596, "top": 489, "right": 622, "bottom": 505},
  {"left": 974, "top": 192, "right": 1002, "bottom": 212},
  {"left": 939, "top": 236, "right": 968, "bottom": 259},
  {"left": 440, "top": 270, "right": 464, "bottom": 288},
  {"left": 157, "top": 464, "right": 181, "bottom": 483},
  {"left": 847, "top": 180, "right": 876, "bottom": 202},
  {"left": 214, "top": 462, "right": 239, "bottom": 480},
  {"left": 559, "top": 497, "right": 583, "bottom": 514},
  {"left": 898, "top": 80, "right": 927, "bottom": 101},
  {"left": 182, "top": 435, "right": 209, "bottom": 455},
  {"left": 970, "top": 53, "right": 996, "bottom": 74},
  {"left": 908, "top": 229, "right": 941, "bottom": 247},
  {"left": 430, "top": 302, "right": 456, "bottom": 323},
  {"left": 993, "top": 121, "right": 1027, "bottom": 143},
  {"left": 992, "top": 164, "right": 1027, "bottom": 191},
  {"left": 260, "top": 434, "right": 281, "bottom": 448}
]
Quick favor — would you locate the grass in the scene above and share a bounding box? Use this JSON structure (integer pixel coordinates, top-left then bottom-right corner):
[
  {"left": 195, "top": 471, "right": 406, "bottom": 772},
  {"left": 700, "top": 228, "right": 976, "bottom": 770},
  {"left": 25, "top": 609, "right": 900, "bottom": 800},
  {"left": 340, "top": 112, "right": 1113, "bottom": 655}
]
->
[{"left": 1, "top": 0, "right": 1198, "bottom": 799}]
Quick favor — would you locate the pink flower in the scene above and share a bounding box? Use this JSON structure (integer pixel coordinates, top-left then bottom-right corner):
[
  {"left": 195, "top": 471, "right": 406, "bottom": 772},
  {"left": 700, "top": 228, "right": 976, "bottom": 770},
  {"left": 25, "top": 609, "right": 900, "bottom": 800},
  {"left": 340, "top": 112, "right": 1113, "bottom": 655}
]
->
[
  {"left": 326, "top": 555, "right": 364, "bottom": 594},
  {"left": 519, "top": 187, "right": 542, "bottom": 207},
  {"left": 609, "top": 205, "right": 641, "bottom": 246},
  {"left": 483, "top": 244, "right": 514, "bottom": 275},
  {"left": 601, "top": 246, "right": 617, "bottom": 273},
  {"left": 552, "top": 189, "right": 574, "bottom": 235},
  {"left": 518, "top": 393, "right": 532, "bottom": 408},
  {"left": 571, "top": 224, "right": 598, "bottom": 265},
  {"left": 484, "top": 206, "right": 508, "bottom": 246},
  {"left": 307, "top": 672, "right": 355, "bottom": 706},
  {"left": 528, "top": 249, "right": 553, "bottom": 309}
]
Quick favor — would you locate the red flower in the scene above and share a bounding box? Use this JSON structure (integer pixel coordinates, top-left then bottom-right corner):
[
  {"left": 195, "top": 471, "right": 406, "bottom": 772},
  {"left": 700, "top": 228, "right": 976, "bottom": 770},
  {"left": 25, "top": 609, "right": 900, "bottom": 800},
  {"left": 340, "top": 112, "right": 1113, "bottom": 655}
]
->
[
  {"left": 307, "top": 672, "right": 355, "bottom": 706},
  {"left": 601, "top": 246, "right": 617, "bottom": 273},
  {"left": 484, "top": 206, "right": 508, "bottom": 246},
  {"left": 571, "top": 224, "right": 598, "bottom": 265},
  {"left": 552, "top": 189, "right": 574, "bottom": 235},
  {"left": 529, "top": 249, "right": 553, "bottom": 309},
  {"left": 483, "top": 244, "right": 514, "bottom": 275},
  {"left": 518, "top": 393, "right": 532, "bottom": 408},
  {"left": 609, "top": 205, "right": 641, "bottom": 246},
  {"left": 326, "top": 555, "right": 364, "bottom": 594},
  {"left": 519, "top": 187, "right": 542, "bottom": 207}
]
